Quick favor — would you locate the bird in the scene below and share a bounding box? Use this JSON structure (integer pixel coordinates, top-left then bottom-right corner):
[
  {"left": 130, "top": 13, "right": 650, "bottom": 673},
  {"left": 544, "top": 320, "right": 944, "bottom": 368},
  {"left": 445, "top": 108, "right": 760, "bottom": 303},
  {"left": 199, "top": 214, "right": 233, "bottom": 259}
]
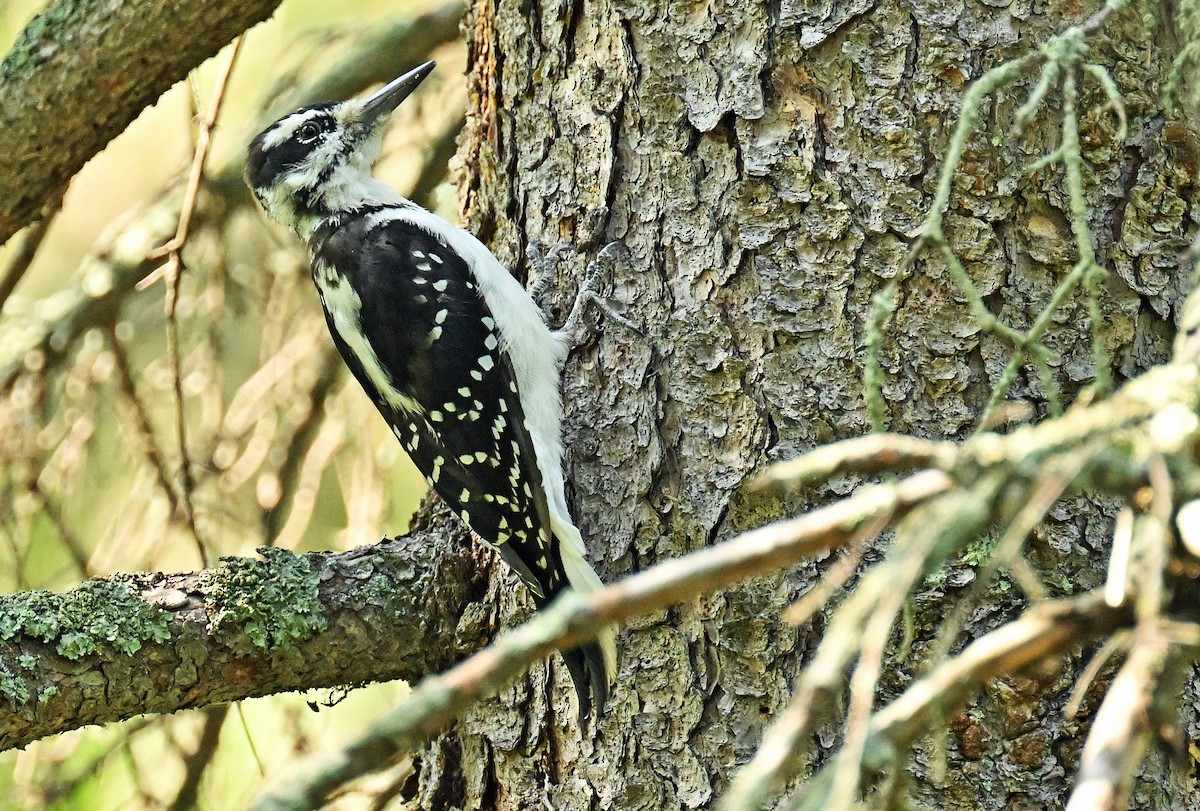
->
[{"left": 245, "top": 60, "right": 616, "bottom": 720}]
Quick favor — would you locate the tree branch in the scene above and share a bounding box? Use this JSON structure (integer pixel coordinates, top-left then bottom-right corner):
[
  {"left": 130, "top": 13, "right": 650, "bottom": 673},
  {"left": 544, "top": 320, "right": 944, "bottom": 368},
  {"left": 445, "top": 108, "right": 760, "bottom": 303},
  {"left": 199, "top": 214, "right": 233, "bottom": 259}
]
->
[
  {"left": 0, "top": 2, "right": 466, "bottom": 393},
  {"left": 0, "top": 0, "right": 285, "bottom": 247},
  {"left": 0, "top": 525, "right": 489, "bottom": 752}
]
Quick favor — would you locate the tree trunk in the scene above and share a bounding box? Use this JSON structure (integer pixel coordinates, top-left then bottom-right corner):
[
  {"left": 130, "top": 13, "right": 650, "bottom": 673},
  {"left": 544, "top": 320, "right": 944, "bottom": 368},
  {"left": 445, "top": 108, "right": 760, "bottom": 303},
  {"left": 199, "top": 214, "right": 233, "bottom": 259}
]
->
[{"left": 415, "top": 0, "right": 1197, "bottom": 808}]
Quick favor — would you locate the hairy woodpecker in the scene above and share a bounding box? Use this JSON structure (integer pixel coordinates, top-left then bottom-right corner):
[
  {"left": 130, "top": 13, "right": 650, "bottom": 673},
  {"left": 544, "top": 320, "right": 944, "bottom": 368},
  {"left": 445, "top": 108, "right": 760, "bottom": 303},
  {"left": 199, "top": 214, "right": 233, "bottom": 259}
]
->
[{"left": 246, "top": 61, "right": 616, "bottom": 719}]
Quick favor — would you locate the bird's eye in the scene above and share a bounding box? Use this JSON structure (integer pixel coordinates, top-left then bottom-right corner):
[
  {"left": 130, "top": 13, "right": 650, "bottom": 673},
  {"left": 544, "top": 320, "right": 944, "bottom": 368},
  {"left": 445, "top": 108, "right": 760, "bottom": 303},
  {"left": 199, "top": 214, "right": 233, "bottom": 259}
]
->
[{"left": 297, "top": 121, "right": 324, "bottom": 143}]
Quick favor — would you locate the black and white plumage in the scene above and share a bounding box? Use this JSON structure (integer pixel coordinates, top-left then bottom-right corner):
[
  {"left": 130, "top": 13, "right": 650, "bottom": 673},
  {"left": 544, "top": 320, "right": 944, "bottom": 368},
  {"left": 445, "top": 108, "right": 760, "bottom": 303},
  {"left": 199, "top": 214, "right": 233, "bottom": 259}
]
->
[{"left": 245, "top": 61, "right": 615, "bottom": 718}]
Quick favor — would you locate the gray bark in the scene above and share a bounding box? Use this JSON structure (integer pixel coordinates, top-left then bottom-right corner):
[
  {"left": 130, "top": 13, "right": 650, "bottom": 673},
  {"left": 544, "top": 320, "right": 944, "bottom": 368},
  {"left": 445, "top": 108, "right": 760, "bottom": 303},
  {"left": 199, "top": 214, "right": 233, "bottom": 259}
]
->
[{"left": 413, "top": 0, "right": 1198, "bottom": 808}]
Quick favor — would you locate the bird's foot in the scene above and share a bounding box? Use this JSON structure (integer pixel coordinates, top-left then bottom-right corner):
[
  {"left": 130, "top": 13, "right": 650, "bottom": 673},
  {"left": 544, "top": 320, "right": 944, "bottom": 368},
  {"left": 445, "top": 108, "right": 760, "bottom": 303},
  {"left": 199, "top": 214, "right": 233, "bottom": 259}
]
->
[
  {"left": 555, "top": 242, "right": 641, "bottom": 349},
  {"left": 526, "top": 240, "right": 576, "bottom": 304}
]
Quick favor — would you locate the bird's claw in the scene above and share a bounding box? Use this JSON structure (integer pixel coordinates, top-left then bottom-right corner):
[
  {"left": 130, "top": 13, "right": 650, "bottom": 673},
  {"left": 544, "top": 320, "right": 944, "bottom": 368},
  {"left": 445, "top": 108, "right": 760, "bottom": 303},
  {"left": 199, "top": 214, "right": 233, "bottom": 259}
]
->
[{"left": 557, "top": 241, "right": 641, "bottom": 347}]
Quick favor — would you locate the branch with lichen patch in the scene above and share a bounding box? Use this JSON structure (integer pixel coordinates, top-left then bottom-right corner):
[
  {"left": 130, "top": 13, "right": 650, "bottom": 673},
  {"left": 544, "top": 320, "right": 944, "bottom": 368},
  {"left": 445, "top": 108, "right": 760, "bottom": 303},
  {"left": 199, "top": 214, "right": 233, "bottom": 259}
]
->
[
  {"left": 0, "top": 527, "right": 487, "bottom": 752},
  {"left": 0, "top": 2, "right": 466, "bottom": 393}
]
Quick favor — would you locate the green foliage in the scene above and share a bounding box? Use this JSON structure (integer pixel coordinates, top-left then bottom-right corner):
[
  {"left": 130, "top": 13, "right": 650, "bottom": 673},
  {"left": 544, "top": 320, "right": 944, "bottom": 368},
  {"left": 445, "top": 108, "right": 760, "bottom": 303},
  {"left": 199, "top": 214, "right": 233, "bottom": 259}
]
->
[
  {"left": 200, "top": 547, "right": 328, "bottom": 652},
  {"left": 959, "top": 533, "right": 999, "bottom": 568},
  {"left": 0, "top": 579, "right": 172, "bottom": 660}
]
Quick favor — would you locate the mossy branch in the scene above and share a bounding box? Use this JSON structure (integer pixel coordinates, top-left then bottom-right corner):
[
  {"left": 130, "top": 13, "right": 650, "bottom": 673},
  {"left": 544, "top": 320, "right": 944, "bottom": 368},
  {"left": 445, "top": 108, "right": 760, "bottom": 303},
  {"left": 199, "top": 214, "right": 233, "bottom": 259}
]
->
[
  {"left": 0, "top": 3, "right": 465, "bottom": 393},
  {"left": 0, "top": 528, "right": 488, "bottom": 752}
]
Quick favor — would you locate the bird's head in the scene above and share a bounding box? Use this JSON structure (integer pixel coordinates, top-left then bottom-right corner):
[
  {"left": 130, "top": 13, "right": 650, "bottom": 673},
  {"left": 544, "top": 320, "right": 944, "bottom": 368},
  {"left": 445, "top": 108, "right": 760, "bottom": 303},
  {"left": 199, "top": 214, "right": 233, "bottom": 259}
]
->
[{"left": 246, "top": 60, "right": 435, "bottom": 238}]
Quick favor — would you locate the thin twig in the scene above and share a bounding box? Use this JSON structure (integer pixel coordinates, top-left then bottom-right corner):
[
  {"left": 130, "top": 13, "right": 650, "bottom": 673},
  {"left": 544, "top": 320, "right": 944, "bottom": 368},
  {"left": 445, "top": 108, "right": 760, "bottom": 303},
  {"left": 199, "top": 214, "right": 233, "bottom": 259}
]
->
[
  {"left": 884, "top": 593, "right": 1125, "bottom": 740},
  {"left": 723, "top": 474, "right": 1006, "bottom": 811},
  {"left": 263, "top": 351, "right": 344, "bottom": 543},
  {"left": 753, "top": 433, "right": 955, "bottom": 491},
  {"left": 929, "top": 449, "right": 1093, "bottom": 664},
  {"left": 828, "top": 564, "right": 910, "bottom": 809},
  {"left": 148, "top": 39, "right": 243, "bottom": 568},
  {"left": 141, "top": 38, "right": 245, "bottom": 282},
  {"left": 27, "top": 483, "right": 92, "bottom": 578},
  {"left": 788, "top": 592, "right": 1128, "bottom": 811},
  {"left": 1136, "top": 454, "right": 1172, "bottom": 622},
  {"left": 1060, "top": 64, "right": 1113, "bottom": 397},
  {"left": 236, "top": 703, "right": 267, "bottom": 777},
  {"left": 0, "top": 202, "right": 59, "bottom": 313},
  {"left": 1064, "top": 630, "right": 1130, "bottom": 720},
  {"left": 781, "top": 514, "right": 883, "bottom": 627},
  {"left": 105, "top": 326, "right": 182, "bottom": 518},
  {"left": 166, "top": 705, "right": 230, "bottom": 811},
  {"left": 1065, "top": 625, "right": 1169, "bottom": 811}
]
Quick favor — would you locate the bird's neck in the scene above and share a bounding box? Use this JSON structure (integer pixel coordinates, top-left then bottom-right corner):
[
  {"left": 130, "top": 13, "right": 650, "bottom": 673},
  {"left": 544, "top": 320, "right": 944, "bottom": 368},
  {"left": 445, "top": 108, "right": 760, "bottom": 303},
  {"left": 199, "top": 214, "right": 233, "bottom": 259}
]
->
[{"left": 285, "top": 166, "right": 411, "bottom": 241}]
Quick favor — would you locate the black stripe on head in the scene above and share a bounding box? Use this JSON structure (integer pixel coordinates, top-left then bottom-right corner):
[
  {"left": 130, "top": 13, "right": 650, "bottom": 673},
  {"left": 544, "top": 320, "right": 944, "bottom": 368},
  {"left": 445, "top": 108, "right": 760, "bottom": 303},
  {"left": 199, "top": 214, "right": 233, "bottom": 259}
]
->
[{"left": 245, "top": 103, "right": 340, "bottom": 194}]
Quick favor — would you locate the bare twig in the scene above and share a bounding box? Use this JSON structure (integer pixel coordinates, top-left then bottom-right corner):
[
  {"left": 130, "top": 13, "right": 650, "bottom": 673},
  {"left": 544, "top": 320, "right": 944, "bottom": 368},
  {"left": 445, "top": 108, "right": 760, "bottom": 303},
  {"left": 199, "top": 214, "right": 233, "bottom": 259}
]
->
[
  {"left": 263, "top": 351, "right": 345, "bottom": 543},
  {"left": 788, "top": 593, "right": 1128, "bottom": 811},
  {"left": 1065, "top": 631, "right": 1130, "bottom": 720},
  {"left": 1065, "top": 625, "right": 1169, "bottom": 811},
  {"left": 166, "top": 704, "right": 230, "bottom": 811},
  {"left": 27, "top": 483, "right": 92, "bottom": 578},
  {"left": 754, "top": 433, "right": 955, "bottom": 491},
  {"left": 105, "top": 326, "right": 183, "bottom": 519},
  {"left": 0, "top": 202, "right": 59, "bottom": 313},
  {"left": 140, "top": 38, "right": 244, "bottom": 285},
  {"left": 146, "top": 39, "right": 243, "bottom": 568},
  {"left": 828, "top": 564, "right": 908, "bottom": 810},
  {"left": 722, "top": 475, "right": 1006, "bottom": 811},
  {"left": 929, "top": 449, "right": 1093, "bottom": 663},
  {"left": 781, "top": 514, "right": 883, "bottom": 626}
]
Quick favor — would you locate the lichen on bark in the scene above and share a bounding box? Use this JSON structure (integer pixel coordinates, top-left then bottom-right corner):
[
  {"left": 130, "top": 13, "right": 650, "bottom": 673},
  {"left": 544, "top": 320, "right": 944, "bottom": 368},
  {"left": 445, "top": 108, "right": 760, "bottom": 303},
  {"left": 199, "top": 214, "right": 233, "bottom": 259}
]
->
[{"left": 199, "top": 547, "right": 327, "bottom": 652}]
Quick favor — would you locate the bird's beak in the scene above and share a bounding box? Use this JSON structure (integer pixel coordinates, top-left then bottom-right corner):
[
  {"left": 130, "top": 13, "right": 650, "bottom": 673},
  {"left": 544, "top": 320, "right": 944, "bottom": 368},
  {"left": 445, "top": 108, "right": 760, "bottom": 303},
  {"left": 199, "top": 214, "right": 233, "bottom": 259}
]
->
[{"left": 360, "top": 60, "right": 436, "bottom": 129}]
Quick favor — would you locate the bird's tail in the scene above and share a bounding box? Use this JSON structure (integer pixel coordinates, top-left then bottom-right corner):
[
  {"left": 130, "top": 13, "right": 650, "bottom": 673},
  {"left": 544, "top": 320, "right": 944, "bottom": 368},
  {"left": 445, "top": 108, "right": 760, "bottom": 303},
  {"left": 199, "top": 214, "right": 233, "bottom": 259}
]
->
[
  {"left": 560, "top": 641, "right": 611, "bottom": 722},
  {"left": 551, "top": 519, "right": 617, "bottom": 722}
]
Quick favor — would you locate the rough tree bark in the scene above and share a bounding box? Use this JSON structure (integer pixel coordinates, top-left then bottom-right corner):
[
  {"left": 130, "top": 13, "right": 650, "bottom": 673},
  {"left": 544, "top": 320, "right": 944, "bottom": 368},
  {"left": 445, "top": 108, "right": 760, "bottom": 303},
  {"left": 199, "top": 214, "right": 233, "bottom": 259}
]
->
[{"left": 411, "top": 0, "right": 1198, "bottom": 809}]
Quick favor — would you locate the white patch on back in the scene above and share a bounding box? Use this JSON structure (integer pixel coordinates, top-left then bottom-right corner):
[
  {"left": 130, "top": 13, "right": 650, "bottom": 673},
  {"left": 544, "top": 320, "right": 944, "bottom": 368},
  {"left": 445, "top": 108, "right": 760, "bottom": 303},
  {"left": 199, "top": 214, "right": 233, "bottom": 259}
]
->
[{"left": 313, "top": 261, "right": 421, "bottom": 415}]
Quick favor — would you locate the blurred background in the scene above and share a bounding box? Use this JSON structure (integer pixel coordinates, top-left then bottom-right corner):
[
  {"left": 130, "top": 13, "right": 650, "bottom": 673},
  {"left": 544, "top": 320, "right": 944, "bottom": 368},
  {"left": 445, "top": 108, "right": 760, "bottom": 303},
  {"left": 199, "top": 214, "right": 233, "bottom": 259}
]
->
[{"left": 0, "top": 0, "right": 467, "bottom": 807}]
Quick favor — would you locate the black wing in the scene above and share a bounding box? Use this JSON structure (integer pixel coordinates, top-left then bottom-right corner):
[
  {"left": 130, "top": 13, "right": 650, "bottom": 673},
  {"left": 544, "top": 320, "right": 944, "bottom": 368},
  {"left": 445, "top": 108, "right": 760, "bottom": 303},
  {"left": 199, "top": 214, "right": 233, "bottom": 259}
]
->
[{"left": 310, "top": 211, "right": 565, "bottom": 600}]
